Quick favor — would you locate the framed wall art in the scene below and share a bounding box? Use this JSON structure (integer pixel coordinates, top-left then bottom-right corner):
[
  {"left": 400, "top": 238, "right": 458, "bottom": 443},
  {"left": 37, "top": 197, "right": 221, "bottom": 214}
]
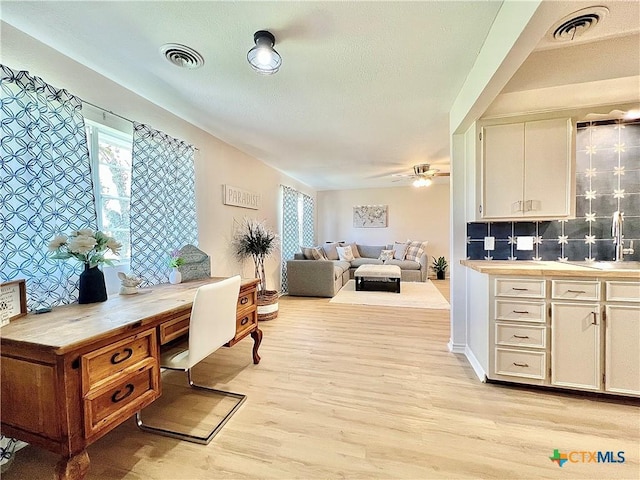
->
[
  {"left": 1, "top": 279, "right": 27, "bottom": 327},
  {"left": 353, "top": 205, "right": 388, "bottom": 228}
]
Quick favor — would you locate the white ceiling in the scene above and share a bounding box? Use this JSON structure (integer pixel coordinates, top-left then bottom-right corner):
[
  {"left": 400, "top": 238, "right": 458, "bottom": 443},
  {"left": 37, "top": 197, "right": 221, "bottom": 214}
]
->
[{"left": 1, "top": 1, "right": 639, "bottom": 191}]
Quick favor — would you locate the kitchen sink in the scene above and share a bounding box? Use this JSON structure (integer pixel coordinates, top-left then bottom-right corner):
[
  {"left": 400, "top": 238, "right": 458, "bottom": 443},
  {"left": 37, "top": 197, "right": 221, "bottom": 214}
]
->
[{"left": 565, "top": 261, "right": 640, "bottom": 271}]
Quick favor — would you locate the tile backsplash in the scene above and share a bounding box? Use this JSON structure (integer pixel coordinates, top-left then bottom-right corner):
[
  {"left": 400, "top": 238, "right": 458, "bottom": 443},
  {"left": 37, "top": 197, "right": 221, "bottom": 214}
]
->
[{"left": 467, "top": 119, "right": 640, "bottom": 262}]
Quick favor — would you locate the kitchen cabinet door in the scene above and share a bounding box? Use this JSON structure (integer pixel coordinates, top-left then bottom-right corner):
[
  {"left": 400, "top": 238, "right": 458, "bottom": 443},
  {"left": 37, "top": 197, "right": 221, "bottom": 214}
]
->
[
  {"left": 551, "top": 302, "right": 601, "bottom": 390},
  {"left": 605, "top": 305, "right": 640, "bottom": 396}
]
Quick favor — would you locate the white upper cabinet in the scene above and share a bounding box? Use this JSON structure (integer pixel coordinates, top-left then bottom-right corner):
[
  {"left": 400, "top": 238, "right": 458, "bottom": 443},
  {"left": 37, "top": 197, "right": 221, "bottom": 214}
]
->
[{"left": 477, "top": 117, "right": 575, "bottom": 220}]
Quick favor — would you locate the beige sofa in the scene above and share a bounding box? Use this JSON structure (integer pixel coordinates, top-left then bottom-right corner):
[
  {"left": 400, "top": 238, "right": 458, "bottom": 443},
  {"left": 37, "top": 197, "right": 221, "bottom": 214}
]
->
[{"left": 286, "top": 243, "right": 428, "bottom": 297}]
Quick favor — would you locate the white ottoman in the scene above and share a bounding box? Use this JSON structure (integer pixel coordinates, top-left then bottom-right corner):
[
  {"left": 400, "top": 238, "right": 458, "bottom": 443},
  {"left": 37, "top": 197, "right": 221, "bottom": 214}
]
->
[{"left": 354, "top": 265, "right": 401, "bottom": 293}]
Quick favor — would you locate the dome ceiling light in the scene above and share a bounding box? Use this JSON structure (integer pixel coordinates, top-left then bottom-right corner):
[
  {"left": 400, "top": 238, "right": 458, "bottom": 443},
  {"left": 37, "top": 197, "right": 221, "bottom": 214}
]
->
[{"left": 247, "top": 30, "right": 282, "bottom": 75}]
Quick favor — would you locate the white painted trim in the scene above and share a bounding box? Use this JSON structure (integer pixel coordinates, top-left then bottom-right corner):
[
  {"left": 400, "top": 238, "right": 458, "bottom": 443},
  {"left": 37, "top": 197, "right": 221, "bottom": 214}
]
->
[
  {"left": 465, "top": 345, "right": 487, "bottom": 382},
  {"left": 447, "top": 339, "right": 466, "bottom": 354}
]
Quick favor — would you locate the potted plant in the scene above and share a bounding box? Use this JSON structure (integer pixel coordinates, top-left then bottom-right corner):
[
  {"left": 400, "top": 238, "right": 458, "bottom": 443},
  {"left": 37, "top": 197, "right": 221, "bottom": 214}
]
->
[
  {"left": 232, "top": 218, "right": 279, "bottom": 320},
  {"left": 432, "top": 256, "right": 448, "bottom": 280}
]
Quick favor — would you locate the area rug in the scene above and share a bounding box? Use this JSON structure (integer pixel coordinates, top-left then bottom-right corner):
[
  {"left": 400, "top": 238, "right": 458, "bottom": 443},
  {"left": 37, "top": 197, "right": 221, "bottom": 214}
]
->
[{"left": 329, "top": 280, "right": 450, "bottom": 310}]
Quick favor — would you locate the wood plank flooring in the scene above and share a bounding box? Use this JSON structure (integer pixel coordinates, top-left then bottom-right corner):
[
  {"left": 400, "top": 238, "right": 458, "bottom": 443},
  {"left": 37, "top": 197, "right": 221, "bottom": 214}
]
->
[{"left": 5, "top": 280, "right": 639, "bottom": 479}]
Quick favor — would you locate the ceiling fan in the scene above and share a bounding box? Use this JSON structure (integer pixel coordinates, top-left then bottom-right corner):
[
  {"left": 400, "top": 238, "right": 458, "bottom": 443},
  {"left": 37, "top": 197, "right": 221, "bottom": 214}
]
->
[{"left": 392, "top": 164, "right": 450, "bottom": 187}]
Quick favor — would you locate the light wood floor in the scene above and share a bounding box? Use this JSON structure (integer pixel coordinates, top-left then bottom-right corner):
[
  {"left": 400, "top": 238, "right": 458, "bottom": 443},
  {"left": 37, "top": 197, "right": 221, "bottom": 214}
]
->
[{"left": 5, "top": 280, "right": 639, "bottom": 479}]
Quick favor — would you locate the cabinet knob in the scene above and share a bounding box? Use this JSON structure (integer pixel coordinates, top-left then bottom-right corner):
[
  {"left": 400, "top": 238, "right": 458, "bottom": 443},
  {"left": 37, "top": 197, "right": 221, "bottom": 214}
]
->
[
  {"left": 513, "top": 362, "right": 529, "bottom": 368},
  {"left": 591, "top": 311, "right": 598, "bottom": 325},
  {"left": 111, "top": 384, "right": 134, "bottom": 403}
]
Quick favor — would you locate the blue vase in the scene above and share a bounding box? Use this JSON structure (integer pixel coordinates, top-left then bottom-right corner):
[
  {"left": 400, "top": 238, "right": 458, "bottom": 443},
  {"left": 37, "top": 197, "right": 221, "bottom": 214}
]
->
[{"left": 78, "top": 263, "right": 108, "bottom": 304}]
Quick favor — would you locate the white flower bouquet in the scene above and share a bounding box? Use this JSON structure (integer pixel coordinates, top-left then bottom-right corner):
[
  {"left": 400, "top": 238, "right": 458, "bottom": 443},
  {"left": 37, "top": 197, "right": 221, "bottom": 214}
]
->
[{"left": 49, "top": 229, "right": 122, "bottom": 267}]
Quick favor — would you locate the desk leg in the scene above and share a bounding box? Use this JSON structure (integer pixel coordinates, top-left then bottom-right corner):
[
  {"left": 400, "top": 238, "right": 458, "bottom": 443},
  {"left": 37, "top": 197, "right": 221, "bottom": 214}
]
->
[
  {"left": 54, "top": 450, "right": 90, "bottom": 480},
  {"left": 251, "top": 328, "right": 263, "bottom": 364}
]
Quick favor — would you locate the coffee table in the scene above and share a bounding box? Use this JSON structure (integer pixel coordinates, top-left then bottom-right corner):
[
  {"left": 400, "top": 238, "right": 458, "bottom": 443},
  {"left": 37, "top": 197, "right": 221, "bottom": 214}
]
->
[{"left": 354, "top": 264, "right": 401, "bottom": 293}]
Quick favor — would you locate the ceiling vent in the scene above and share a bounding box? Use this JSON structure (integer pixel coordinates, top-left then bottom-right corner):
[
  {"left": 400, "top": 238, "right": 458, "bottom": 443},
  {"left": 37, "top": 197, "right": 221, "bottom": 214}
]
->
[
  {"left": 550, "top": 6, "right": 609, "bottom": 42},
  {"left": 160, "top": 43, "right": 204, "bottom": 69}
]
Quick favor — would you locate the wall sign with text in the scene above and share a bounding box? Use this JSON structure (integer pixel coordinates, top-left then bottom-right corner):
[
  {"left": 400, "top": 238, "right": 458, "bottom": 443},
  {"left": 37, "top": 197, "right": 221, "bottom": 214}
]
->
[
  {"left": 1, "top": 280, "right": 27, "bottom": 327},
  {"left": 223, "top": 185, "right": 261, "bottom": 210}
]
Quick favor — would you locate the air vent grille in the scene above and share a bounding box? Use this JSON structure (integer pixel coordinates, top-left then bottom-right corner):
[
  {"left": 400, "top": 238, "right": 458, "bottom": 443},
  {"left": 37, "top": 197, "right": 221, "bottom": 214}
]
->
[
  {"left": 551, "top": 6, "right": 609, "bottom": 42},
  {"left": 160, "top": 43, "right": 204, "bottom": 69}
]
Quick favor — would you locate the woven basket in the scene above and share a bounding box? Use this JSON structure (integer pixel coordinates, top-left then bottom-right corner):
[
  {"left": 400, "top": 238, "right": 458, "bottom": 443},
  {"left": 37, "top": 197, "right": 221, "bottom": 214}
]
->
[{"left": 257, "top": 290, "right": 279, "bottom": 321}]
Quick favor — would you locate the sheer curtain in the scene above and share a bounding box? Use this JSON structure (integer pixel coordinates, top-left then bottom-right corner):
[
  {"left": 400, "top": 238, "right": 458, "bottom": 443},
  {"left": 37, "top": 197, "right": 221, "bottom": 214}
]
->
[
  {"left": 0, "top": 65, "right": 97, "bottom": 309},
  {"left": 130, "top": 123, "right": 198, "bottom": 286},
  {"left": 280, "top": 186, "right": 315, "bottom": 293}
]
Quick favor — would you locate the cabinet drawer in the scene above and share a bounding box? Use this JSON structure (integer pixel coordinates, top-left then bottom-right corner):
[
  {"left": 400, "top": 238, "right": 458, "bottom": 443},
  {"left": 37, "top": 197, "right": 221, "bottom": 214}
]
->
[
  {"left": 159, "top": 311, "right": 191, "bottom": 345},
  {"left": 83, "top": 359, "right": 159, "bottom": 438},
  {"left": 495, "top": 323, "right": 546, "bottom": 348},
  {"left": 606, "top": 281, "right": 640, "bottom": 302},
  {"left": 495, "top": 300, "right": 546, "bottom": 323},
  {"left": 495, "top": 348, "right": 546, "bottom": 380},
  {"left": 82, "top": 329, "right": 157, "bottom": 392},
  {"left": 552, "top": 280, "right": 599, "bottom": 301},
  {"left": 237, "top": 291, "right": 255, "bottom": 310},
  {"left": 495, "top": 278, "right": 545, "bottom": 298},
  {"left": 235, "top": 310, "right": 257, "bottom": 340}
]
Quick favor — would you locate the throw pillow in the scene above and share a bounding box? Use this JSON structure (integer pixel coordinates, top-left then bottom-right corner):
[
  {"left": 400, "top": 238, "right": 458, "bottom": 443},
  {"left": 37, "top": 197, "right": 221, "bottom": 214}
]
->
[
  {"left": 392, "top": 242, "right": 408, "bottom": 260},
  {"left": 379, "top": 249, "right": 394, "bottom": 262},
  {"left": 340, "top": 242, "right": 361, "bottom": 258},
  {"left": 301, "top": 246, "right": 327, "bottom": 260},
  {"left": 405, "top": 240, "right": 428, "bottom": 262},
  {"left": 336, "top": 245, "right": 355, "bottom": 262},
  {"left": 323, "top": 242, "right": 340, "bottom": 261}
]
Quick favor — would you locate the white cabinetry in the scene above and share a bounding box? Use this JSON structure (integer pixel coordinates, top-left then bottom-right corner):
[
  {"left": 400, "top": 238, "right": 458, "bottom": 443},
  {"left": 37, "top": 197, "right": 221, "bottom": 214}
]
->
[
  {"left": 604, "top": 281, "right": 640, "bottom": 396},
  {"left": 489, "top": 278, "right": 548, "bottom": 384},
  {"left": 479, "top": 118, "right": 574, "bottom": 220}
]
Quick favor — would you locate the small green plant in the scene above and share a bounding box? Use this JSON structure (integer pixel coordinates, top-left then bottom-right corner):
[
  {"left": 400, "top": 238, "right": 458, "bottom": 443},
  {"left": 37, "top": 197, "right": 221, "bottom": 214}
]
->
[
  {"left": 432, "top": 256, "right": 448, "bottom": 279},
  {"left": 168, "top": 249, "right": 185, "bottom": 268}
]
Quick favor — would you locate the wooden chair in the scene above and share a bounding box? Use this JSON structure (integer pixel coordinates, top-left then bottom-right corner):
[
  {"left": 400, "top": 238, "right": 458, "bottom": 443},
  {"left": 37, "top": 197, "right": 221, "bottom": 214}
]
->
[{"left": 135, "top": 276, "right": 245, "bottom": 444}]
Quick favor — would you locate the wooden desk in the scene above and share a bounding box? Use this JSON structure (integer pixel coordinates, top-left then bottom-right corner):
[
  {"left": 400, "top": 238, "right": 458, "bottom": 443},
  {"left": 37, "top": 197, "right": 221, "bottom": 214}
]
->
[{"left": 0, "top": 277, "right": 261, "bottom": 480}]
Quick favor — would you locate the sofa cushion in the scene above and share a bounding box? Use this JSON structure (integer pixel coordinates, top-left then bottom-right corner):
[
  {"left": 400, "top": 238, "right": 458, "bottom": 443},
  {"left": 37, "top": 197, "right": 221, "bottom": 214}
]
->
[
  {"left": 324, "top": 242, "right": 340, "bottom": 260},
  {"left": 357, "top": 245, "right": 385, "bottom": 259},
  {"left": 333, "top": 260, "right": 351, "bottom": 280},
  {"left": 350, "top": 257, "right": 384, "bottom": 267},
  {"left": 340, "top": 242, "right": 361, "bottom": 258},
  {"left": 385, "top": 259, "right": 421, "bottom": 270},
  {"left": 301, "top": 246, "right": 327, "bottom": 260},
  {"left": 392, "top": 242, "right": 408, "bottom": 260},
  {"left": 405, "top": 240, "right": 428, "bottom": 262},
  {"left": 336, "top": 245, "right": 355, "bottom": 261}
]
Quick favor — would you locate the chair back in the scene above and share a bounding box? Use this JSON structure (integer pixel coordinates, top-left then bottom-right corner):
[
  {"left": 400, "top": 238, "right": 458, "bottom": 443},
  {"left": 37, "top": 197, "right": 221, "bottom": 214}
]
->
[{"left": 187, "top": 276, "right": 241, "bottom": 368}]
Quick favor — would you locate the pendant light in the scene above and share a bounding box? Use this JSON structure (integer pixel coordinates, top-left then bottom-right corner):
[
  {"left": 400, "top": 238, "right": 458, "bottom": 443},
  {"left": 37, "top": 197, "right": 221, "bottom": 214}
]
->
[{"left": 247, "top": 30, "right": 282, "bottom": 75}]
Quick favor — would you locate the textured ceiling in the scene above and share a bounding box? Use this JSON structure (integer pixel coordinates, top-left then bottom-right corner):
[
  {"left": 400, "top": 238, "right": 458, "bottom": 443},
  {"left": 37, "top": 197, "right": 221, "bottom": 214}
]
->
[{"left": 2, "top": 1, "right": 638, "bottom": 190}]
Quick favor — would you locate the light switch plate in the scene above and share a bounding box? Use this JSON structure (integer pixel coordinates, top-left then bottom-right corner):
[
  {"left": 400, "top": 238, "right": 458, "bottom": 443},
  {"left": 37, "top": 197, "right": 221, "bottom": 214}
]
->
[
  {"left": 484, "top": 236, "right": 495, "bottom": 250},
  {"left": 516, "top": 236, "right": 534, "bottom": 250}
]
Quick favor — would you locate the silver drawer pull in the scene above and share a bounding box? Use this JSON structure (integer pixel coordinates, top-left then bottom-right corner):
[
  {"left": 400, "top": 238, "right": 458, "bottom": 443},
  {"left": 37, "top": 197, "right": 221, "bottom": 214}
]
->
[
  {"left": 513, "top": 310, "right": 530, "bottom": 314},
  {"left": 511, "top": 287, "right": 529, "bottom": 291},
  {"left": 513, "top": 362, "right": 529, "bottom": 368},
  {"left": 513, "top": 335, "right": 530, "bottom": 339},
  {"left": 567, "top": 289, "right": 586, "bottom": 294}
]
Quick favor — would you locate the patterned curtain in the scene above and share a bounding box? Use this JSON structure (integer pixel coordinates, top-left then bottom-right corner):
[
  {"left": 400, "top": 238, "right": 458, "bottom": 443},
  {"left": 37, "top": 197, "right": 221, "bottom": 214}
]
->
[
  {"left": 130, "top": 123, "right": 197, "bottom": 286},
  {"left": 280, "top": 185, "right": 300, "bottom": 293},
  {"left": 0, "top": 65, "right": 97, "bottom": 309},
  {"left": 302, "top": 193, "right": 315, "bottom": 247}
]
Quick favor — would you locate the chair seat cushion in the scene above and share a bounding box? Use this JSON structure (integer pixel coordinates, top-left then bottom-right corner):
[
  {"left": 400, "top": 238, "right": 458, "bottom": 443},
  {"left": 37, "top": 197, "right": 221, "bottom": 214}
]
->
[{"left": 161, "top": 343, "right": 190, "bottom": 370}]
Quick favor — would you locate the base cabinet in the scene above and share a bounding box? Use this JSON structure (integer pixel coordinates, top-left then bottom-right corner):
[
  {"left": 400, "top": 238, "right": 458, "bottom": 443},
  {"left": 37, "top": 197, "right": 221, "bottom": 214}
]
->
[{"left": 486, "top": 275, "right": 639, "bottom": 398}]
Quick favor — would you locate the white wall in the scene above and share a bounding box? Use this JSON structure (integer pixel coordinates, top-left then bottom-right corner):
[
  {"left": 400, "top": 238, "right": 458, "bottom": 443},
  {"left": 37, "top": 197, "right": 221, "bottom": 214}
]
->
[
  {"left": 1, "top": 22, "right": 315, "bottom": 292},
  {"left": 317, "top": 183, "right": 450, "bottom": 267}
]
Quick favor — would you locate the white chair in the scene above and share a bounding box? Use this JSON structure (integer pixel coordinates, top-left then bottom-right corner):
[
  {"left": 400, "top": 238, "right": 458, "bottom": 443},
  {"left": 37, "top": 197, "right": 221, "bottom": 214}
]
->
[{"left": 136, "top": 275, "right": 245, "bottom": 444}]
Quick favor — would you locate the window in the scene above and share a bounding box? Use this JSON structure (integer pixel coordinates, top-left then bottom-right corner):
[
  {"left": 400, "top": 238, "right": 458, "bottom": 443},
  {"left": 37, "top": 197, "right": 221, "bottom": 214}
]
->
[{"left": 85, "top": 120, "right": 132, "bottom": 262}]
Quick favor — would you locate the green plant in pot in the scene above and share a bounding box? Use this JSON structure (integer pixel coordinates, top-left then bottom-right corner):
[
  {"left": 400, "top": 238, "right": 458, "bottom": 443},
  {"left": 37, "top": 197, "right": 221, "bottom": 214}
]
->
[
  {"left": 432, "top": 256, "right": 448, "bottom": 280},
  {"left": 232, "top": 218, "right": 280, "bottom": 320}
]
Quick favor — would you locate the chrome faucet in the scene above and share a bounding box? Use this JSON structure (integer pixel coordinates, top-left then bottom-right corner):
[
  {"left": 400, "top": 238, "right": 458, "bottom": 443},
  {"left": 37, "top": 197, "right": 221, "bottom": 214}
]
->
[{"left": 612, "top": 211, "right": 634, "bottom": 261}]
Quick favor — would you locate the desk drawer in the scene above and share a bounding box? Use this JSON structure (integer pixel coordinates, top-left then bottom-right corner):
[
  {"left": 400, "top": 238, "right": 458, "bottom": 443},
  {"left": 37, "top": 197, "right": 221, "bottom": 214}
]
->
[
  {"left": 495, "top": 278, "right": 545, "bottom": 298},
  {"left": 235, "top": 310, "right": 257, "bottom": 340},
  {"left": 495, "top": 323, "right": 546, "bottom": 348},
  {"left": 237, "top": 291, "right": 255, "bottom": 310},
  {"left": 159, "top": 311, "right": 191, "bottom": 344},
  {"left": 82, "top": 329, "right": 157, "bottom": 392},
  {"left": 83, "top": 359, "right": 159, "bottom": 439}
]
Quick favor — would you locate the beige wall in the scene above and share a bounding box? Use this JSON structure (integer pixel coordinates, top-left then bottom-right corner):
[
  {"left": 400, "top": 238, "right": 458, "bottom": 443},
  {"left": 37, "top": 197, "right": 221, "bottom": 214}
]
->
[
  {"left": 317, "top": 183, "right": 450, "bottom": 268},
  {"left": 1, "top": 22, "right": 315, "bottom": 292}
]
